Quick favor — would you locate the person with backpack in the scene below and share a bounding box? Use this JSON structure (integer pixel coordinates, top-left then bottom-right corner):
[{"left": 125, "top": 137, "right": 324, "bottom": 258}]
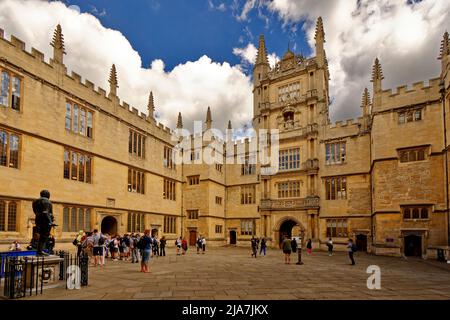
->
[
  {"left": 130, "top": 233, "right": 139, "bottom": 263},
  {"left": 92, "top": 229, "right": 106, "bottom": 267},
  {"left": 281, "top": 235, "right": 292, "bottom": 264},
  {"left": 159, "top": 236, "right": 166, "bottom": 256},
  {"left": 327, "top": 237, "right": 334, "bottom": 256},
  {"left": 347, "top": 238, "right": 357, "bottom": 265}
]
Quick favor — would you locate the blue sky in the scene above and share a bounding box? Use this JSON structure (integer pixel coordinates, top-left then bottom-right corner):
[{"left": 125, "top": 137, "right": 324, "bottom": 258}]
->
[
  {"left": 63, "top": 0, "right": 311, "bottom": 72},
  {"left": 1, "top": 0, "right": 447, "bottom": 132}
]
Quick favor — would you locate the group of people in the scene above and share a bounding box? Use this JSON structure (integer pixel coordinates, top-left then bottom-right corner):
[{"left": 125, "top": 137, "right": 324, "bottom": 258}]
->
[
  {"left": 72, "top": 230, "right": 207, "bottom": 273},
  {"left": 250, "top": 236, "right": 268, "bottom": 257},
  {"left": 280, "top": 236, "right": 358, "bottom": 265}
]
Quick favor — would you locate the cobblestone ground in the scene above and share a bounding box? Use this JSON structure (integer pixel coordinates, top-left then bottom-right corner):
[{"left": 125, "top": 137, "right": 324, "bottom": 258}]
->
[{"left": 25, "top": 247, "right": 450, "bottom": 300}]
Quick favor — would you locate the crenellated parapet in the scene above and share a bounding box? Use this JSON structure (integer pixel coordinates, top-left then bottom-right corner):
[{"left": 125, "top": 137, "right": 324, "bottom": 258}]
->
[
  {"left": 377, "top": 78, "right": 441, "bottom": 111},
  {"left": 0, "top": 25, "right": 176, "bottom": 143}
]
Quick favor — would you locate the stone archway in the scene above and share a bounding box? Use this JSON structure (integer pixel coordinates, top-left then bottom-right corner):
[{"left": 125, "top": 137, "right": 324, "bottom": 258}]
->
[
  {"left": 275, "top": 216, "right": 305, "bottom": 247},
  {"left": 101, "top": 216, "right": 118, "bottom": 236}
]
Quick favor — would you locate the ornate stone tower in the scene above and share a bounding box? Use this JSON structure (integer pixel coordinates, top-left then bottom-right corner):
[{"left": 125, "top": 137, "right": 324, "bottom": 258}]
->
[{"left": 252, "top": 35, "right": 270, "bottom": 130}]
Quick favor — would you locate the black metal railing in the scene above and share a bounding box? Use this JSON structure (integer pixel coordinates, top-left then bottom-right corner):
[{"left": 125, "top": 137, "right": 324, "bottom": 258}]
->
[{"left": 1, "top": 251, "right": 88, "bottom": 299}]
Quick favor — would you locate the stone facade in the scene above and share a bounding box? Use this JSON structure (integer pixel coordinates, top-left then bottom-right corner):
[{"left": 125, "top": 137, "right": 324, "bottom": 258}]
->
[{"left": 0, "top": 19, "right": 449, "bottom": 258}]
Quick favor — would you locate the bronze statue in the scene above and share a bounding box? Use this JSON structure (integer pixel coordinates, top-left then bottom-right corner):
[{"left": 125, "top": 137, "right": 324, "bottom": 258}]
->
[{"left": 32, "top": 190, "right": 56, "bottom": 256}]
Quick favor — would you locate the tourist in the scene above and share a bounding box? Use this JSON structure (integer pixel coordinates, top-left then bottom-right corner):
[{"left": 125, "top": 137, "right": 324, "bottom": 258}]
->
[
  {"left": 181, "top": 237, "right": 188, "bottom": 255},
  {"left": 152, "top": 235, "right": 159, "bottom": 257},
  {"left": 130, "top": 233, "right": 138, "bottom": 263},
  {"left": 73, "top": 230, "right": 85, "bottom": 257},
  {"left": 103, "top": 234, "right": 110, "bottom": 259},
  {"left": 291, "top": 237, "right": 298, "bottom": 256},
  {"left": 201, "top": 237, "right": 206, "bottom": 254},
  {"left": 108, "top": 236, "right": 115, "bottom": 260},
  {"left": 196, "top": 236, "right": 202, "bottom": 254},
  {"left": 9, "top": 240, "right": 21, "bottom": 251},
  {"left": 140, "top": 229, "right": 152, "bottom": 273},
  {"left": 306, "top": 238, "right": 313, "bottom": 255},
  {"left": 159, "top": 236, "right": 166, "bottom": 256},
  {"left": 347, "top": 239, "right": 356, "bottom": 265},
  {"left": 281, "top": 235, "right": 292, "bottom": 264},
  {"left": 259, "top": 237, "right": 267, "bottom": 256},
  {"left": 121, "top": 234, "right": 130, "bottom": 261},
  {"left": 82, "top": 232, "right": 94, "bottom": 264},
  {"left": 92, "top": 229, "right": 106, "bottom": 267},
  {"left": 176, "top": 237, "right": 182, "bottom": 255},
  {"left": 251, "top": 236, "right": 258, "bottom": 258},
  {"left": 327, "top": 238, "right": 334, "bottom": 256},
  {"left": 111, "top": 236, "right": 120, "bottom": 261}
]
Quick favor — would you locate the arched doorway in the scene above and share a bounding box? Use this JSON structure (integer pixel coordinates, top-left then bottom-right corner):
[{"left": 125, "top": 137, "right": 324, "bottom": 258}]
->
[
  {"left": 189, "top": 229, "right": 197, "bottom": 246},
  {"left": 356, "top": 234, "right": 368, "bottom": 252},
  {"left": 101, "top": 216, "right": 118, "bottom": 236},
  {"left": 230, "top": 230, "right": 237, "bottom": 245},
  {"left": 279, "top": 219, "right": 298, "bottom": 245},
  {"left": 404, "top": 235, "right": 422, "bottom": 257}
]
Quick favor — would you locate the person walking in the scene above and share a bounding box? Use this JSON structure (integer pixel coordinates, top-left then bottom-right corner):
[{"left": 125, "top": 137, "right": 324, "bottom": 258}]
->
[
  {"left": 251, "top": 236, "right": 258, "bottom": 258},
  {"left": 196, "top": 236, "right": 202, "bottom": 254},
  {"left": 140, "top": 230, "right": 152, "bottom": 273},
  {"left": 201, "top": 237, "right": 206, "bottom": 254},
  {"left": 347, "top": 239, "right": 356, "bottom": 265},
  {"left": 281, "top": 235, "right": 292, "bottom": 264},
  {"left": 159, "top": 236, "right": 166, "bottom": 256},
  {"left": 181, "top": 238, "right": 188, "bottom": 255},
  {"left": 259, "top": 237, "right": 267, "bottom": 256},
  {"left": 306, "top": 238, "right": 313, "bottom": 255},
  {"left": 291, "top": 237, "right": 298, "bottom": 256},
  {"left": 176, "top": 237, "right": 182, "bottom": 255},
  {"left": 327, "top": 238, "right": 334, "bottom": 256}
]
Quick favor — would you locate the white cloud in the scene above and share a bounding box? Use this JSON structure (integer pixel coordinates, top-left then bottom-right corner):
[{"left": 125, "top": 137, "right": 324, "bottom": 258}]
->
[
  {"left": 0, "top": 0, "right": 252, "bottom": 132},
  {"left": 233, "top": 42, "right": 279, "bottom": 69},
  {"left": 261, "top": 0, "right": 450, "bottom": 121},
  {"left": 237, "top": 0, "right": 256, "bottom": 21}
]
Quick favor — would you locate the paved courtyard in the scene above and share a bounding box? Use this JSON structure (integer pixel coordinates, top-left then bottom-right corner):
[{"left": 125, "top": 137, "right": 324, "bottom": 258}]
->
[{"left": 25, "top": 247, "right": 450, "bottom": 300}]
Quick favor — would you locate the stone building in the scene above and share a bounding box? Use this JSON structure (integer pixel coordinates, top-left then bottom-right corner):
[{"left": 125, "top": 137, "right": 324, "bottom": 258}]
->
[{"left": 0, "top": 19, "right": 449, "bottom": 258}]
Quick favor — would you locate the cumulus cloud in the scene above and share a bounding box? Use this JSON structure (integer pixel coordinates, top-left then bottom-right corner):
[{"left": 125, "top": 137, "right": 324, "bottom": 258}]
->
[
  {"left": 0, "top": 0, "right": 252, "bottom": 132},
  {"left": 245, "top": 0, "right": 450, "bottom": 121}
]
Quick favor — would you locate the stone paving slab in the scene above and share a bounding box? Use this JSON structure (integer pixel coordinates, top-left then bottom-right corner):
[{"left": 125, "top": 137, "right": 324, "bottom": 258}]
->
[{"left": 22, "top": 247, "right": 450, "bottom": 300}]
